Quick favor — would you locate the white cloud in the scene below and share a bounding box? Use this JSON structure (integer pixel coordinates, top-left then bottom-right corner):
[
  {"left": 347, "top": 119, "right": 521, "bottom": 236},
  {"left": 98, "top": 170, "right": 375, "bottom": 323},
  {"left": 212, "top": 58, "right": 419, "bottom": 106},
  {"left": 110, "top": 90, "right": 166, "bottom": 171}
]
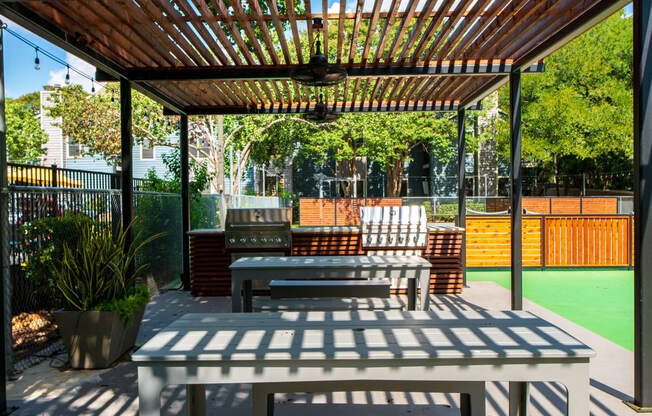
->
[
  {"left": 48, "top": 53, "right": 97, "bottom": 93},
  {"left": 327, "top": 1, "right": 354, "bottom": 14}
]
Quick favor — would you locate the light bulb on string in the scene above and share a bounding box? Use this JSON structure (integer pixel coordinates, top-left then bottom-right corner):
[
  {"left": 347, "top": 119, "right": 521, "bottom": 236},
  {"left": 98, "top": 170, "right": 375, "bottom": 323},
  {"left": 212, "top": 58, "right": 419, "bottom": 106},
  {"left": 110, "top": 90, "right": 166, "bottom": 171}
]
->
[
  {"left": 65, "top": 65, "right": 71, "bottom": 85},
  {"left": 34, "top": 48, "right": 40, "bottom": 71}
]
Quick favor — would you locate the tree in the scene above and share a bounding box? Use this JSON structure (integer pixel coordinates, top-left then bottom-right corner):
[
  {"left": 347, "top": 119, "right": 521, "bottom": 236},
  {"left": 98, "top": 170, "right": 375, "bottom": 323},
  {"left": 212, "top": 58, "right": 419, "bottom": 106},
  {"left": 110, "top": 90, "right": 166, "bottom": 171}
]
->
[
  {"left": 495, "top": 12, "right": 633, "bottom": 189},
  {"left": 6, "top": 92, "right": 48, "bottom": 163},
  {"left": 305, "top": 113, "right": 457, "bottom": 197}
]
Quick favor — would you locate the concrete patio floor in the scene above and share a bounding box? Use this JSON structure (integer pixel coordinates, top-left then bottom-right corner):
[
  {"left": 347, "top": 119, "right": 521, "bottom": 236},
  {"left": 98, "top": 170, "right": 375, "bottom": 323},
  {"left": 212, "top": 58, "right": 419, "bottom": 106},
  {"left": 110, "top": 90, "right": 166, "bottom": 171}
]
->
[{"left": 6, "top": 281, "right": 647, "bottom": 416}]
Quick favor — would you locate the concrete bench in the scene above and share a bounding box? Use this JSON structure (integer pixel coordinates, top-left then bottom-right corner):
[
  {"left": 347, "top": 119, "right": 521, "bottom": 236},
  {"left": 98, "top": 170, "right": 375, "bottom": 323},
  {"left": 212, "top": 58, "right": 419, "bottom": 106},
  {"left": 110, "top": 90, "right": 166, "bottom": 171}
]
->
[
  {"left": 254, "top": 297, "right": 404, "bottom": 311},
  {"left": 270, "top": 279, "right": 391, "bottom": 299}
]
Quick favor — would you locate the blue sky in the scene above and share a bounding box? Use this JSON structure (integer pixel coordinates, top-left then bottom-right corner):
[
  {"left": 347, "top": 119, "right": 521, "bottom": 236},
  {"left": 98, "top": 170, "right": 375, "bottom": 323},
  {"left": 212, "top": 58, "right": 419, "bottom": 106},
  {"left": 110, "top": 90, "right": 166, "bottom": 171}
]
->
[{"left": 1, "top": 2, "right": 634, "bottom": 99}]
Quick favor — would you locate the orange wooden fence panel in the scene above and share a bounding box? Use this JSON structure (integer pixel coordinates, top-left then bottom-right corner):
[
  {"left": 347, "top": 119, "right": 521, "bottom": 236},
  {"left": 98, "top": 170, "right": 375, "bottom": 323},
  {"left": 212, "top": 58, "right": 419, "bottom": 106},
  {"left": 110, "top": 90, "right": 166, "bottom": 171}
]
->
[
  {"left": 545, "top": 216, "right": 630, "bottom": 266},
  {"left": 582, "top": 197, "right": 619, "bottom": 214},
  {"left": 523, "top": 198, "right": 550, "bottom": 214},
  {"left": 465, "top": 216, "right": 542, "bottom": 267},
  {"left": 299, "top": 198, "right": 402, "bottom": 226},
  {"left": 551, "top": 198, "right": 581, "bottom": 214}
]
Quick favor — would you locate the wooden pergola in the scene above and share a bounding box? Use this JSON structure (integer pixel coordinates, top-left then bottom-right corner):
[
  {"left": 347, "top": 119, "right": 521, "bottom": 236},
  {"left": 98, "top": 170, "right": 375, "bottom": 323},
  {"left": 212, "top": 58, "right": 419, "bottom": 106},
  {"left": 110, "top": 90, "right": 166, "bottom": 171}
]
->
[{"left": 0, "top": 0, "right": 651, "bottom": 414}]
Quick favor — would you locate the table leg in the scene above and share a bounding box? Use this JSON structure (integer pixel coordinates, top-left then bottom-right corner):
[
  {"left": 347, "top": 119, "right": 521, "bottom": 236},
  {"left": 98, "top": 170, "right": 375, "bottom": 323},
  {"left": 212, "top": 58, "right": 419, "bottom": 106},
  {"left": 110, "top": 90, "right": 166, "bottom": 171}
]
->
[
  {"left": 232, "top": 278, "right": 242, "bottom": 313},
  {"left": 407, "top": 279, "right": 416, "bottom": 311},
  {"left": 509, "top": 381, "right": 529, "bottom": 416},
  {"left": 419, "top": 273, "right": 430, "bottom": 311},
  {"left": 460, "top": 393, "right": 471, "bottom": 416},
  {"left": 563, "top": 365, "right": 590, "bottom": 415},
  {"left": 252, "top": 385, "right": 275, "bottom": 416},
  {"left": 186, "top": 384, "right": 206, "bottom": 416},
  {"left": 244, "top": 280, "right": 253, "bottom": 312},
  {"left": 137, "top": 367, "right": 164, "bottom": 416}
]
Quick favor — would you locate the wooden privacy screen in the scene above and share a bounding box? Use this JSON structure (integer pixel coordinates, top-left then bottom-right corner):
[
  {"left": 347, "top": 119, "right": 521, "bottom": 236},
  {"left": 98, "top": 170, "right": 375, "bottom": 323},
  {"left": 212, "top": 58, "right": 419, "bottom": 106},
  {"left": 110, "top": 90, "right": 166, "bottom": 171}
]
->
[
  {"left": 465, "top": 216, "right": 542, "bottom": 267},
  {"left": 466, "top": 215, "right": 633, "bottom": 268},
  {"left": 487, "top": 197, "right": 620, "bottom": 214},
  {"left": 299, "top": 198, "right": 402, "bottom": 226},
  {"left": 545, "top": 216, "right": 630, "bottom": 267}
]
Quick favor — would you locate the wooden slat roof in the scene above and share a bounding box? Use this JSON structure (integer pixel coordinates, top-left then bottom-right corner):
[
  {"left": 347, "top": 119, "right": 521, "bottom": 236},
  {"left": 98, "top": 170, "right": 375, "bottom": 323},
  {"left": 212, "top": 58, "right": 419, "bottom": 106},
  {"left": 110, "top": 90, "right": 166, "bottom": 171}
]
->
[{"left": 0, "top": 0, "right": 629, "bottom": 115}]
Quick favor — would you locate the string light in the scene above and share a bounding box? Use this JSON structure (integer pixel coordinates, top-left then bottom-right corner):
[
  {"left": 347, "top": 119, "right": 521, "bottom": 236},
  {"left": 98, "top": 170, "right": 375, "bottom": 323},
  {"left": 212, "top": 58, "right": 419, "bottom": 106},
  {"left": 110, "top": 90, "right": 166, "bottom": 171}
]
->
[
  {"left": 1, "top": 23, "right": 106, "bottom": 93},
  {"left": 91, "top": 78, "right": 95, "bottom": 94}
]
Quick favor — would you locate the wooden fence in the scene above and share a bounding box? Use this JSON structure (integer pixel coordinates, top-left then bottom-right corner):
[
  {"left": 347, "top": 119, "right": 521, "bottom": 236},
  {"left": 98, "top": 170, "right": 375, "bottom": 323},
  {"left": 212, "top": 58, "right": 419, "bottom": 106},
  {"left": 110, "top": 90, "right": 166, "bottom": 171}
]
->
[
  {"left": 299, "top": 198, "right": 402, "bottom": 226},
  {"left": 466, "top": 215, "right": 633, "bottom": 268},
  {"left": 486, "top": 196, "right": 620, "bottom": 214}
]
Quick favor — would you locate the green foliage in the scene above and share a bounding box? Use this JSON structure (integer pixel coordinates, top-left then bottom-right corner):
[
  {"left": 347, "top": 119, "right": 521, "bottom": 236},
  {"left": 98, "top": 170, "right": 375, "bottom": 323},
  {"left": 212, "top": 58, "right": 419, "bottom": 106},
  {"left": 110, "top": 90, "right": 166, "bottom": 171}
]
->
[
  {"left": 53, "top": 218, "right": 162, "bottom": 314},
  {"left": 19, "top": 214, "right": 98, "bottom": 289},
  {"left": 95, "top": 285, "right": 150, "bottom": 326},
  {"left": 496, "top": 13, "right": 633, "bottom": 184},
  {"left": 48, "top": 84, "right": 176, "bottom": 165},
  {"left": 6, "top": 93, "right": 48, "bottom": 163}
]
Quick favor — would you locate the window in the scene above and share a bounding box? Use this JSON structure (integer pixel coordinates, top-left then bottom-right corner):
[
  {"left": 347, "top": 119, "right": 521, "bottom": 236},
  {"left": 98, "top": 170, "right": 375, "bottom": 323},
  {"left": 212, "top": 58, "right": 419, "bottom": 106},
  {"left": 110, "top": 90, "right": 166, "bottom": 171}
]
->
[
  {"left": 67, "top": 138, "right": 81, "bottom": 158},
  {"left": 141, "top": 142, "right": 155, "bottom": 160}
]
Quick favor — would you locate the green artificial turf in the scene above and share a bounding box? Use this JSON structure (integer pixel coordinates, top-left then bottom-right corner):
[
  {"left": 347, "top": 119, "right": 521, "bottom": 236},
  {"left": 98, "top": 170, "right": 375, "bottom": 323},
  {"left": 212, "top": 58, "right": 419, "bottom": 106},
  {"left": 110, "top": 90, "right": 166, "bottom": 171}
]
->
[{"left": 467, "top": 269, "right": 634, "bottom": 351}]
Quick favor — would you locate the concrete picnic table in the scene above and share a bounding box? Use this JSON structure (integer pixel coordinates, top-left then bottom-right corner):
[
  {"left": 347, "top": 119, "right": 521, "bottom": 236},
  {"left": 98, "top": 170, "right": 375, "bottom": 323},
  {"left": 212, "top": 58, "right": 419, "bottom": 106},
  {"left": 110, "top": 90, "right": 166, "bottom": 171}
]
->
[
  {"left": 133, "top": 309, "right": 595, "bottom": 416},
  {"left": 228, "top": 255, "right": 432, "bottom": 312}
]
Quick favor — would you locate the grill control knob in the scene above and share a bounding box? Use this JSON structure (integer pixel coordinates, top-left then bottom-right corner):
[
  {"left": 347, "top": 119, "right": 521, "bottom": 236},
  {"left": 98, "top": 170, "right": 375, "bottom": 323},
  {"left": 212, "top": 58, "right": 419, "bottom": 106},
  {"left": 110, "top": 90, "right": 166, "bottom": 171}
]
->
[
  {"left": 239, "top": 238, "right": 247, "bottom": 244},
  {"left": 367, "top": 236, "right": 373, "bottom": 243},
  {"left": 261, "top": 237, "right": 268, "bottom": 243},
  {"left": 399, "top": 236, "right": 405, "bottom": 243},
  {"left": 413, "top": 236, "right": 418, "bottom": 243},
  {"left": 378, "top": 236, "right": 384, "bottom": 244},
  {"left": 388, "top": 236, "right": 394, "bottom": 243},
  {"left": 275, "top": 237, "right": 282, "bottom": 243},
  {"left": 250, "top": 237, "right": 257, "bottom": 243},
  {"left": 228, "top": 238, "right": 236, "bottom": 244}
]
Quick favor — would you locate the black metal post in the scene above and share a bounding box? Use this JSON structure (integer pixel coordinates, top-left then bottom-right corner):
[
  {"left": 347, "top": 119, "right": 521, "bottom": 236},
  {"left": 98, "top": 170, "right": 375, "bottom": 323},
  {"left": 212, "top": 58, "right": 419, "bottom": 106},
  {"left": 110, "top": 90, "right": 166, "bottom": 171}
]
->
[
  {"left": 120, "top": 79, "right": 133, "bottom": 256},
  {"left": 0, "top": 20, "right": 9, "bottom": 415},
  {"left": 457, "top": 109, "right": 467, "bottom": 287},
  {"left": 180, "top": 115, "right": 191, "bottom": 291},
  {"left": 632, "top": 0, "right": 652, "bottom": 410},
  {"left": 510, "top": 71, "right": 523, "bottom": 311},
  {"left": 509, "top": 70, "right": 528, "bottom": 416}
]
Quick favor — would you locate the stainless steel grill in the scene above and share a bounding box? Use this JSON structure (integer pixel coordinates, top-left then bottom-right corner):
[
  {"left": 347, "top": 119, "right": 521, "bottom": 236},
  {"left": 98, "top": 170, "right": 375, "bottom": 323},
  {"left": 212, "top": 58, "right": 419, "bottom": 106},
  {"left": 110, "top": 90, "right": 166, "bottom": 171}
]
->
[
  {"left": 360, "top": 206, "right": 428, "bottom": 248},
  {"left": 225, "top": 208, "right": 292, "bottom": 249}
]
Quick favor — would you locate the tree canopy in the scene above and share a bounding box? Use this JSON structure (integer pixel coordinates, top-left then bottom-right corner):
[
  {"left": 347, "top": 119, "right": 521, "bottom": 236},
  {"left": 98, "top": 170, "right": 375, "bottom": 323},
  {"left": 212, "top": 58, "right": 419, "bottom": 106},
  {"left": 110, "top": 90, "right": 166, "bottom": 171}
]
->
[
  {"left": 6, "top": 92, "right": 48, "bottom": 163},
  {"left": 496, "top": 12, "right": 633, "bottom": 186}
]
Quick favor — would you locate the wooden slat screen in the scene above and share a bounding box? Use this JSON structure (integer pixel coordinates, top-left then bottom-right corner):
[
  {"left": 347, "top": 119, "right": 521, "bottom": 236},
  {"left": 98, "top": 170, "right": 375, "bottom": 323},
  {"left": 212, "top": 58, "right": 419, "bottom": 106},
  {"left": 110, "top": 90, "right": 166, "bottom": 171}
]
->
[
  {"left": 465, "top": 216, "right": 542, "bottom": 267},
  {"left": 545, "top": 216, "right": 630, "bottom": 267},
  {"left": 299, "top": 198, "right": 402, "bottom": 226}
]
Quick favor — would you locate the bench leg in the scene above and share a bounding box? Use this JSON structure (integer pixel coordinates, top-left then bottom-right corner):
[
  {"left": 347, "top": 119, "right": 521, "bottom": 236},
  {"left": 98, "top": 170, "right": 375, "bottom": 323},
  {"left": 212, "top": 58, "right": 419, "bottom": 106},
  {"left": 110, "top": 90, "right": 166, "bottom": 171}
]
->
[
  {"left": 419, "top": 274, "right": 430, "bottom": 311},
  {"left": 563, "top": 365, "right": 590, "bottom": 416},
  {"left": 407, "top": 279, "right": 416, "bottom": 311},
  {"left": 232, "top": 279, "right": 242, "bottom": 312},
  {"left": 508, "top": 381, "right": 529, "bottom": 416},
  {"left": 186, "top": 384, "right": 206, "bottom": 416},
  {"left": 252, "top": 385, "right": 274, "bottom": 416},
  {"left": 243, "top": 280, "right": 253, "bottom": 312},
  {"left": 137, "top": 367, "right": 164, "bottom": 416}
]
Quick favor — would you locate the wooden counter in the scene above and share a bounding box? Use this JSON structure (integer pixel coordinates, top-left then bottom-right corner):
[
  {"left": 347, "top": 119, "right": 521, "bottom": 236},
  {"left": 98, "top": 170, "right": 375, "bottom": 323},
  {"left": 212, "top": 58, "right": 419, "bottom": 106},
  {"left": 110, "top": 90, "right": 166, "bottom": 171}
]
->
[{"left": 188, "top": 226, "right": 464, "bottom": 297}]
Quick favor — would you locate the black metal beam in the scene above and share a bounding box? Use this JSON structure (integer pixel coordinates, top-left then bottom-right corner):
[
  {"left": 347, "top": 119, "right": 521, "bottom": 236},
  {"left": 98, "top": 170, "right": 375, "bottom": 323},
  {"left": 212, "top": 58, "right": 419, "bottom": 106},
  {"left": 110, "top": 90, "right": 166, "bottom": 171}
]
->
[
  {"left": 457, "top": 109, "right": 467, "bottom": 287},
  {"left": 0, "top": 20, "right": 9, "bottom": 416},
  {"left": 633, "top": 0, "right": 652, "bottom": 410},
  {"left": 163, "top": 102, "right": 482, "bottom": 116},
  {"left": 179, "top": 115, "right": 191, "bottom": 292},
  {"left": 0, "top": 2, "right": 186, "bottom": 115},
  {"left": 96, "top": 62, "right": 545, "bottom": 82},
  {"left": 509, "top": 69, "right": 528, "bottom": 416},
  {"left": 510, "top": 70, "right": 523, "bottom": 311},
  {"left": 120, "top": 79, "right": 133, "bottom": 262}
]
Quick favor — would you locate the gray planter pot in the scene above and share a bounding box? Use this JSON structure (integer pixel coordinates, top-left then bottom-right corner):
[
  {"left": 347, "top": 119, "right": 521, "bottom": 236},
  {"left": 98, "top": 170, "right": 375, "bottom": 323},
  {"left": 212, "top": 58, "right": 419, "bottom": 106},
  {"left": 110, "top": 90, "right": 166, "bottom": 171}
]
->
[{"left": 54, "top": 306, "right": 145, "bottom": 369}]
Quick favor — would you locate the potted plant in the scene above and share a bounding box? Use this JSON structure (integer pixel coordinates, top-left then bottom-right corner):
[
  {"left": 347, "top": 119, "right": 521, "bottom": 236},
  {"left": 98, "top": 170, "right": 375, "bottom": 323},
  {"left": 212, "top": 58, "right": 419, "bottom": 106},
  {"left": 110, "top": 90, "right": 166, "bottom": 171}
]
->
[{"left": 53, "top": 219, "right": 162, "bottom": 369}]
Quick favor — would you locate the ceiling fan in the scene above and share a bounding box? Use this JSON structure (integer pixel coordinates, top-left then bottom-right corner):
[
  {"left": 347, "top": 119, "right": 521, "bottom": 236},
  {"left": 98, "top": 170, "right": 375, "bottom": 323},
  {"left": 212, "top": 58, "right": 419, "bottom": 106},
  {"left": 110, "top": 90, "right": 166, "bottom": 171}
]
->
[
  {"left": 305, "top": 93, "right": 339, "bottom": 122},
  {"left": 290, "top": 18, "right": 347, "bottom": 87}
]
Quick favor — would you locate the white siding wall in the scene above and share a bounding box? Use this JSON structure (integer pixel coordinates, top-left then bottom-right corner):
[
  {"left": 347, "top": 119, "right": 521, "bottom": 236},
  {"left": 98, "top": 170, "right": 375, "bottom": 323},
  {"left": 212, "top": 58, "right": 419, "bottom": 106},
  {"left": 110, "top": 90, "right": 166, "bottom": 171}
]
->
[{"left": 39, "top": 90, "right": 65, "bottom": 167}]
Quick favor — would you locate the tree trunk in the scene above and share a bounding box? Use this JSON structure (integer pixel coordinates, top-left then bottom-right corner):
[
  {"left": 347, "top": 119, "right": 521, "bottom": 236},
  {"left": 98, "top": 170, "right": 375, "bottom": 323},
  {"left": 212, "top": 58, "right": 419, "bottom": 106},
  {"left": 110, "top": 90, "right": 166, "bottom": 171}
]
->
[
  {"left": 385, "top": 161, "right": 404, "bottom": 197},
  {"left": 215, "top": 115, "right": 225, "bottom": 193},
  {"left": 337, "top": 159, "right": 357, "bottom": 197}
]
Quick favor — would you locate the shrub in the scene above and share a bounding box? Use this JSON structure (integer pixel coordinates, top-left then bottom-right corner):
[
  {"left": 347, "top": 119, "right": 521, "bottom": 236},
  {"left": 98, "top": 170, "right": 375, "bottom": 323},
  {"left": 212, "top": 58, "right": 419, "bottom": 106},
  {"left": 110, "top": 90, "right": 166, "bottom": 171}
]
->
[{"left": 19, "top": 214, "right": 98, "bottom": 289}]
